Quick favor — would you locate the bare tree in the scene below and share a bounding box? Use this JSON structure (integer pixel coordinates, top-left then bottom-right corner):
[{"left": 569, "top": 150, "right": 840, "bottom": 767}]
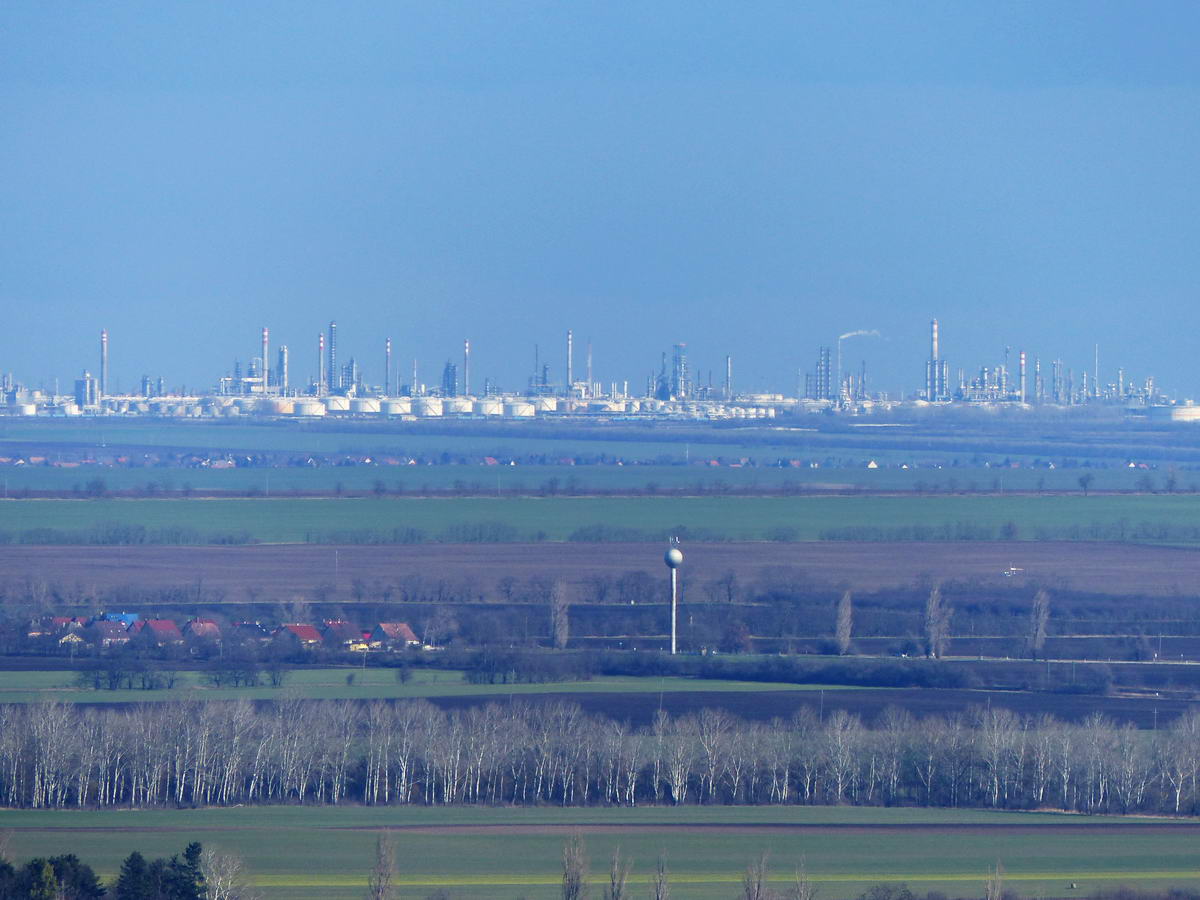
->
[
  {"left": 605, "top": 846, "right": 631, "bottom": 900},
  {"left": 1029, "top": 589, "right": 1051, "bottom": 659},
  {"left": 923, "top": 584, "right": 951, "bottom": 659},
  {"left": 652, "top": 851, "right": 671, "bottom": 900},
  {"left": 835, "top": 590, "right": 853, "bottom": 655},
  {"left": 741, "top": 852, "right": 774, "bottom": 900},
  {"left": 984, "top": 859, "right": 1004, "bottom": 900},
  {"left": 789, "top": 857, "right": 816, "bottom": 900},
  {"left": 201, "top": 846, "right": 260, "bottom": 900},
  {"left": 550, "top": 580, "right": 571, "bottom": 650},
  {"left": 366, "top": 833, "right": 396, "bottom": 900},
  {"left": 562, "top": 831, "right": 588, "bottom": 900}
]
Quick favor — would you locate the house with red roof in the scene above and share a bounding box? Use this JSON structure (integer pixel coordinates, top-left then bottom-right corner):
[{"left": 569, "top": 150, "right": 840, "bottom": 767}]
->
[
  {"left": 369, "top": 622, "right": 421, "bottom": 650},
  {"left": 184, "top": 618, "right": 222, "bottom": 643},
  {"left": 322, "top": 620, "right": 369, "bottom": 651},
  {"left": 275, "top": 623, "right": 323, "bottom": 649},
  {"left": 131, "top": 619, "right": 184, "bottom": 645},
  {"left": 87, "top": 620, "right": 131, "bottom": 648}
]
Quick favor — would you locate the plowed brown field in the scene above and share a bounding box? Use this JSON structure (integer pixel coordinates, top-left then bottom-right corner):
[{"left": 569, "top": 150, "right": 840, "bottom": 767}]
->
[{"left": 2, "top": 541, "right": 1199, "bottom": 599}]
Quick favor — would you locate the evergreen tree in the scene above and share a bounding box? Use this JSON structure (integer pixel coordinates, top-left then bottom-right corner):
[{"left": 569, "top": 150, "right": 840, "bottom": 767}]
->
[
  {"left": 49, "top": 853, "right": 106, "bottom": 899},
  {"left": 115, "top": 851, "right": 151, "bottom": 900},
  {"left": 26, "top": 858, "right": 59, "bottom": 900}
]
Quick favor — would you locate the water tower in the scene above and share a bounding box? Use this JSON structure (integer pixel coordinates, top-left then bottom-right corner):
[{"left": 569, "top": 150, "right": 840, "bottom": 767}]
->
[{"left": 664, "top": 540, "right": 683, "bottom": 654}]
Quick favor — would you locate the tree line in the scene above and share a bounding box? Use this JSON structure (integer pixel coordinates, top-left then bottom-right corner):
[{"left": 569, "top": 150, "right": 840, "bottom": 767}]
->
[{"left": 2, "top": 699, "right": 1199, "bottom": 815}]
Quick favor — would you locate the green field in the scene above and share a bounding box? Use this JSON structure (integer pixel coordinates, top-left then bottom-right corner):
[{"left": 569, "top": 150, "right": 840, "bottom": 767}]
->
[
  {"left": 1, "top": 494, "right": 1200, "bottom": 543},
  {"left": 1, "top": 805, "right": 1196, "bottom": 899},
  {"left": 0, "top": 460, "right": 1178, "bottom": 495},
  {"left": 0, "top": 667, "right": 855, "bottom": 705}
]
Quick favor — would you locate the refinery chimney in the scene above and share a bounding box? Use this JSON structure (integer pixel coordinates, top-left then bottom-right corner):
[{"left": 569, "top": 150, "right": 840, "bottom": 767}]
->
[
  {"left": 1019, "top": 351, "right": 1027, "bottom": 404},
  {"left": 566, "top": 329, "right": 574, "bottom": 394},
  {"left": 278, "top": 345, "right": 289, "bottom": 395},
  {"left": 327, "top": 321, "right": 337, "bottom": 391},
  {"left": 463, "top": 339, "right": 471, "bottom": 396},
  {"left": 384, "top": 338, "right": 392, "bottom": 397},
  {"left": 318, "top": 333, "right": 325, "bottom": 395},
  {"left": 99, "top": 330, "right": 108, "bottom": 399},
  {"left": 261, "top": 328, "right": 270, "bottom": 394}
]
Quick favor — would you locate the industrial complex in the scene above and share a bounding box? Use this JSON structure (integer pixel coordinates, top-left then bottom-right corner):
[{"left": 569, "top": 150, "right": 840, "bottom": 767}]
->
[{"left": 2, "top": 318, "right": 1193, "bottom": 421}]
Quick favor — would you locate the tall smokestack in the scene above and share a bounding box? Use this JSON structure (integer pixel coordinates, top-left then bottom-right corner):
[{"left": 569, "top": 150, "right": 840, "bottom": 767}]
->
[
  {"left": 463, "top": 339, "right": 471, "bottom": 397},
  {"left": 725, "top": 355, "right": 733, "bottom": 400},
  {"left": 279, "top": 345, "right": 289, "bottom": 395},
  {"left": 99, "top": 330, "right": 108, "bottom": 399},
  {"left": 931, "top": 319, "right": 939, "bottom": 361},
  {"left": 318, "top": 333, "right": 325, "bottom": 395},
  {"left": 586, "top": 341, "right": 593, "bottom": 389},
  {"left": 566, "top": 329, "right": 574, "bottom": 393},
  {"left": 1019, "top": 351, "right": 1027, "bottom": 404},
  {"left": 262, "top": 328, "right": 270, "bottom": 394},
  {"left": 327, "top": 321, "right": 337, "bottom": 391},
  {"left": 384, "top": 338, "right": 392, "bottom": 397}
]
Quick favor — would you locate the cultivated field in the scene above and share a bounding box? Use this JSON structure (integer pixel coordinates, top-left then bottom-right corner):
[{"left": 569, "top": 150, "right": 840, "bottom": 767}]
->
[
  {"left": 1, "top": 805, "right": 1196, "bottom": 899},
  {"left": 0, "top": 667, "right": 1193, "bottom": 728},
  {"left": 4, "top": 540, "right": 1200, "bottom": 597},
  {"left": 2, "top": 494, "right": 1200, "bottom": 543}
]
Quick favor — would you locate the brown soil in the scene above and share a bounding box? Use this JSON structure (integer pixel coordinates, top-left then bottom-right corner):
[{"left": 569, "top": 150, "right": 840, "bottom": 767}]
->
[{"left": 2, "top": 541, "right": 1199, "bottom": 600}]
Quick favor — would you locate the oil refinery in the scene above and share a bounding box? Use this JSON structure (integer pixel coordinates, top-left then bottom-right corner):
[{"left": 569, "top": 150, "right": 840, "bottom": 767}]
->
[{"left": 1, "top": 318, "right": 1192, "bottom": 422}]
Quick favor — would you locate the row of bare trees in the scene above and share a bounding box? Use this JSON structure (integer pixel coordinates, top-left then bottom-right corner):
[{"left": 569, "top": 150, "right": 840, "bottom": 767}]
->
[{"left": 1, "top": 699, "right": 1198, "bottom": 814}]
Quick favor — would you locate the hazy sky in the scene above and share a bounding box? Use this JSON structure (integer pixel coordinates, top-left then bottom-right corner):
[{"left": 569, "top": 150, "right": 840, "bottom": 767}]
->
[{"left": 3, "top": 2, "right": 1199, "bottom": 398}]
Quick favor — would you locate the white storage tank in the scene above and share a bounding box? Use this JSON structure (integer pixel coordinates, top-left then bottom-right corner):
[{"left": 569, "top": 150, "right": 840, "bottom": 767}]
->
[
  {"left": 475, "top": 398, "right": 504, "bottom": 416},
  {"left": 380, "top": 399, "right": 412, "bottom": 416},
  {"left": 444, "top": 398, "right": 473, "bottom": 415},
  {"left": 292, "top": 400, "right": 327, "bottom": 417},
  {"left": 323, "top": 395, "right": 350, "bottom": 413},
  {"left": 413, "top": 397, "right": 443, "bottom": 417},
  {"left": 532, "top": 397, "right": 558, "bottom": 413},
  {"left": 504, "top": 401, "right": 536, "bottom": 418},
  {"left": 13, "top": 403, "right": 36, "bottom": 417},
  {"left": 350, "top": 398, "right": 381, "bottom": 414},
  {"left": 258, "top": 398, "right": 294, "bottom": 416}
]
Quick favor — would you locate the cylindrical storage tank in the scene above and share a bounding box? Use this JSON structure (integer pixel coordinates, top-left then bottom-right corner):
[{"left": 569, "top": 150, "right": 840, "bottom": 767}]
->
[
  {"left": 258, "top": 398, "right": 293, "bottom": 416},
  {"left": 292, "top": 400, "right": 326, "bottom": 417},
  {"left": 350, "top": 398, "right": 380, "bottom": 414},
  {"left": 61, "top": 402, "right": 81, "bottom": 417},
  {"left": 413, "top": 397, "right": 443, "bottom": 417},
  {"left": 14, "top": 403, "right": 37, "bottom": 416},
  {"left": 444, "top": 398, "right": 473, "bottom": 415},
  {"left": 380, "top": 399, "right": 412, "bottom": 416},
  {"left": 475, "top": 398, "right": 504, "bottom": 416},
  {"left": 323, "top": 395, "right": 350, "bottom": 413},
  {"left": 624, "top": 400, "right": 641, "bottom": 413},
  {"left": 532, "top": 397, "right": 558, "bottom": 412},
  {"left": 504, "top": 401, "right": 536, "bottom": 418},
  {"left": 222, "top": 404, "right": 241, "bottom": 417}
]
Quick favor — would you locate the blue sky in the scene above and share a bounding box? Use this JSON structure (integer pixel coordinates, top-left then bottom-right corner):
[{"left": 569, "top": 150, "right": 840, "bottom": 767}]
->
[{"left": 3, "top": 2, "right": 1199, "bottom": 397}]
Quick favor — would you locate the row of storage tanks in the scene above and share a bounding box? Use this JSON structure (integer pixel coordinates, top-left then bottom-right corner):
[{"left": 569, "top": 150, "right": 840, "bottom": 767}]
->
[
  {"left": 8, "top": 396, "right": 780, "bottom": 419},
  {"left": 243, "top": 396, "right": 779, "bottom": 419}
]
